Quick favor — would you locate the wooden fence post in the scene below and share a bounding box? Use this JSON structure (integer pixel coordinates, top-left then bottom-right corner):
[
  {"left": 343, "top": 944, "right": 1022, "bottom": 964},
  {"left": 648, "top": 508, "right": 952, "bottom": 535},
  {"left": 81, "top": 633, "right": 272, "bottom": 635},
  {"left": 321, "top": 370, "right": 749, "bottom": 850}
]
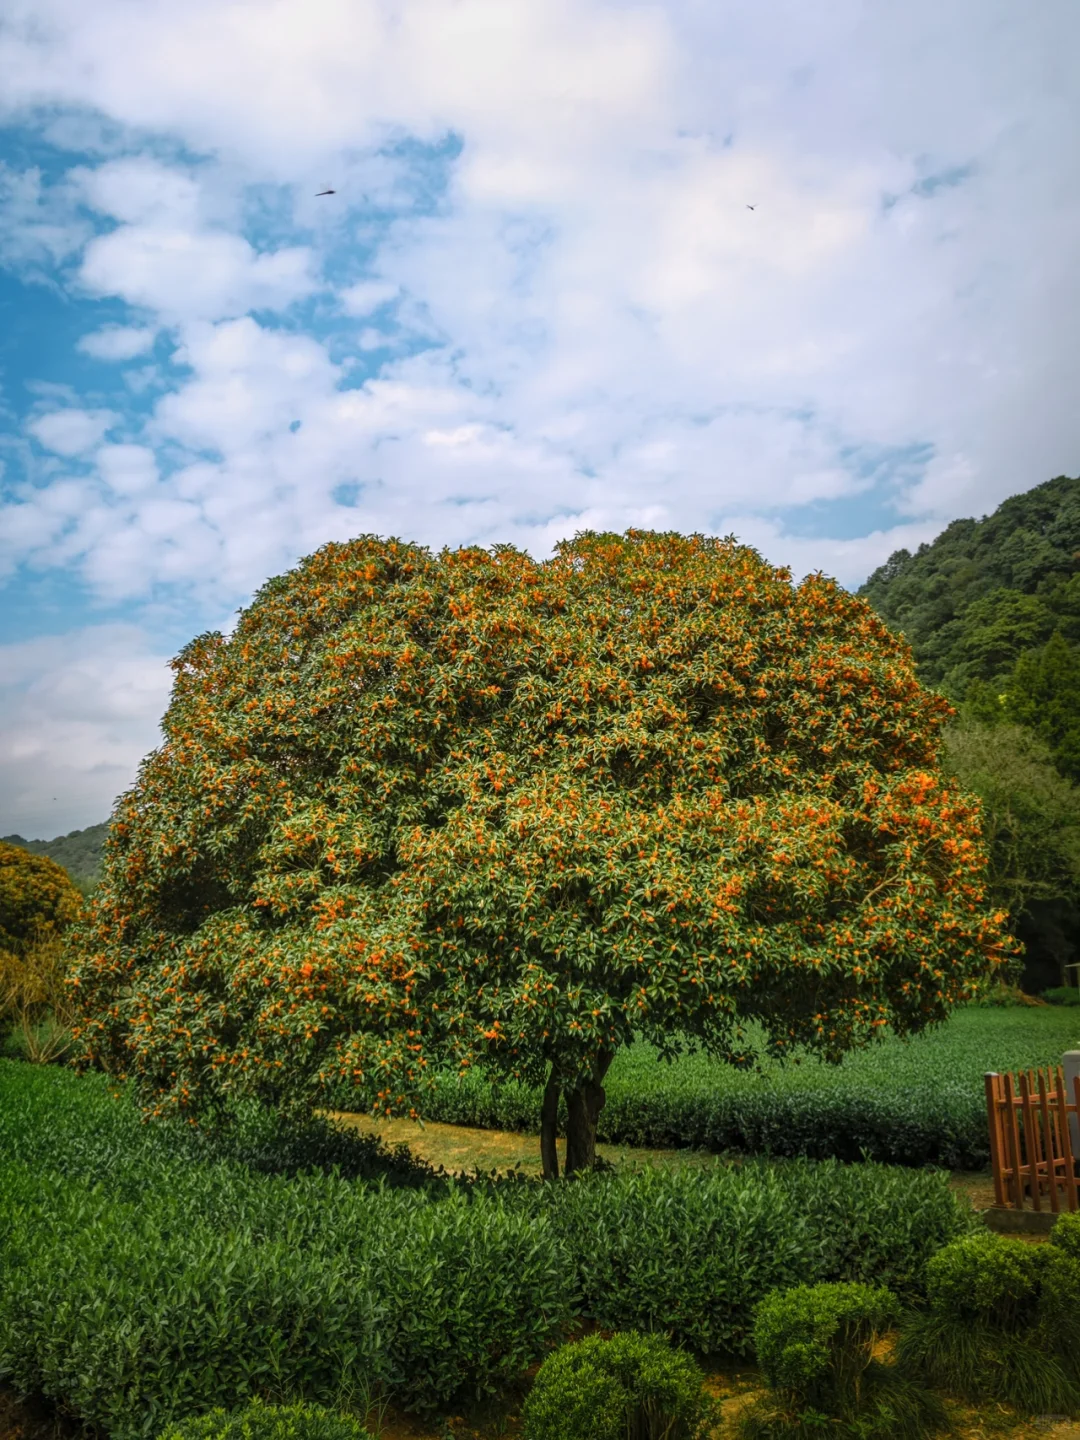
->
[
  {"left": 985, "top": 1072, "right": 1008, "bottom": 1208},
  {"left": 1065, "top": 1051, "right": 1080, "bottom": 1159}
]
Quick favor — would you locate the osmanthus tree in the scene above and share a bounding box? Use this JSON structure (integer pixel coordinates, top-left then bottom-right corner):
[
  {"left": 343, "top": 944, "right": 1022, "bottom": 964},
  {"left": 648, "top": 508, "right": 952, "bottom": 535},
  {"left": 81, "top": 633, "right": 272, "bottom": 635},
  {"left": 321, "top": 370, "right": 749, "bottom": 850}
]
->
[{"left": 70, "top": 531, "right": 1009, "bottom": 1176}]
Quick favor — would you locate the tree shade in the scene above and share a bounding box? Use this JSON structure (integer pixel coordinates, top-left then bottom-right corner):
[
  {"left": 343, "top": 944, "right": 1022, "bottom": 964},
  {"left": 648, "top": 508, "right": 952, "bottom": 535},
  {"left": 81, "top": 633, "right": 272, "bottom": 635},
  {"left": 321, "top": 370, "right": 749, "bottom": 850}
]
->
[{"left": 70, "top": 530, "right": 1008, "bottom": 1173}]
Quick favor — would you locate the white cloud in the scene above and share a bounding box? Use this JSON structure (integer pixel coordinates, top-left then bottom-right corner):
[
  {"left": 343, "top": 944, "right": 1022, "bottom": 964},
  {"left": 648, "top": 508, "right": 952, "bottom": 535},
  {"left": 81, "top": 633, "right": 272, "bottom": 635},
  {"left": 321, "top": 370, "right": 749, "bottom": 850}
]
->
[
  {"left": 77, "top": 325, "right": 157, "bottom": 360},
  {"left": 0, "top": 161, "right": 90, "bottom": 272},
  {"left": 340, "top": 279, "right": 400, "bottom": 316},
  {"left": 96, "top": 443, "right": 158, "bottom": 495},
  {"left": 0, "top": 0, "right": 1078, "bottom": 834},
  {"left": 75, "top": 155, "right": 203, "bottom": 225},
  {"left": 27, "top": 407, "right": 115, "bottom": 456},
  {"left": 79, "top": 225, "right": 316, "bottom": 322},
  {"left": 0, "top": 626, "right": 173, "bottom": 836}
]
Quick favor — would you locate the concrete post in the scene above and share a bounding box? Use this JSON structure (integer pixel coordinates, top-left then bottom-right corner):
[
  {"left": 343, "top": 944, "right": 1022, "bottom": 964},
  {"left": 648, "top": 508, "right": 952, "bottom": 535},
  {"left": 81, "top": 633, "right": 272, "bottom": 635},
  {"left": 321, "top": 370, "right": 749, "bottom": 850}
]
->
[{"left": 1064, "top": 1051, "right": 1080, "bottom": 1158}]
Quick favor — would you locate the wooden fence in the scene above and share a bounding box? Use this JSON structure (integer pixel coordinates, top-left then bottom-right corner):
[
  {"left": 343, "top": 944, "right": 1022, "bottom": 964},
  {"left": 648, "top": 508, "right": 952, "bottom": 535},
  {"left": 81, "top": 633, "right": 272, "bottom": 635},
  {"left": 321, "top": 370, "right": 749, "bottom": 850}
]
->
[{"left": 984, "top": 1064, "right": 1080, "bottom": 1213}]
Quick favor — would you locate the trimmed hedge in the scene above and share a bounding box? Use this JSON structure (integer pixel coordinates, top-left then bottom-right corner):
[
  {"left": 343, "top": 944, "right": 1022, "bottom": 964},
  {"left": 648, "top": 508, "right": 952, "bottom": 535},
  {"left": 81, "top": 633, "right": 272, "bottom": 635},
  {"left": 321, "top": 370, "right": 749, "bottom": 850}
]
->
[
  {"left": 1042, "top": 987, "right": 1080, "bottom": 1007},
  {"left": 409, "top": 1008, "right": 1080, "bottom": 1169},
  {"left": 0, "top": 1061, "right": 977, "bottom": 1439},
  {"left": 525, "top": 1157, "right": 970, "bottom": 1355}
]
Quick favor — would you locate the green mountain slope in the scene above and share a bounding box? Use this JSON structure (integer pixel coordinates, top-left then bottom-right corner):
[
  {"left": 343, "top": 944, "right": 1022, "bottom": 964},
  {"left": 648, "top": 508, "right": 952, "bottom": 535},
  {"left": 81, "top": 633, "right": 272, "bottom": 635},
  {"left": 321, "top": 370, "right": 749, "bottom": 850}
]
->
[
  {"left": 1, "top": 823, "right": 109, "bottom": 890},
  {"left": 858, "top": 473, "right": 1080, "bottom": 695},
  {"left": 859, "top": 475, "right": 1080, "bottom": 992}
]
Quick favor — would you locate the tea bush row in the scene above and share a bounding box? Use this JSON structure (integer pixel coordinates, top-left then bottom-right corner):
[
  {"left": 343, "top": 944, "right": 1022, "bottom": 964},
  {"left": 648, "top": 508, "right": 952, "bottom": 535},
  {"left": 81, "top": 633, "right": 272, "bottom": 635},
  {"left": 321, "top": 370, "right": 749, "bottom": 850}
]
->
[
  {"left": 0, "top": 1155, "right": 570, "bottom": 1438},
  {"left": 412, "top": 1008, "right": 1080, "bottom": 1169},
  {"left": 0, "top": 1061, "right": 976, "bottom": 1438}
]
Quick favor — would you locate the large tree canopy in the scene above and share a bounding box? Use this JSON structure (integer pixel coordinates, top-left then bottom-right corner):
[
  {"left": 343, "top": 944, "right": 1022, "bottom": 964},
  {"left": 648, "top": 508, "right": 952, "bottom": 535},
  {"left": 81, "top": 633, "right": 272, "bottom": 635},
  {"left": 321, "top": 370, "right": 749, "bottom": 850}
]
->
[{"left": 71, "top": 531, "right": 1007, "bottom": 1173}]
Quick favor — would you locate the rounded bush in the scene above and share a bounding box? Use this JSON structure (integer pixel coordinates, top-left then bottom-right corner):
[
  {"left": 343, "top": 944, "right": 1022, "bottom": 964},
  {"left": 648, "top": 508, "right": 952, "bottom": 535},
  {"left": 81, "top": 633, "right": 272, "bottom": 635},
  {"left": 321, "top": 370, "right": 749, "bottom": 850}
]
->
[
  {"left": 752, "top": 1282, "right": 896, "bottom": 1413},
  {"left": 742, "top": 1283, "right": 949, "bottom": 1440},
  {"left": 924, "top": 1231, "right": 1041, "bottom": 1329},
  {"left": 0, "top": 841, "right": 82, "bottom": 957},
  {"left": 158, "top": 1401, "right": 373, "bottom": 1440},
  {"left": 521, "top": 1331, "right": 710, "bottom": 1440},
  {"left": 895, "top": 1233, "right": 1080, "bottom": 1415}
]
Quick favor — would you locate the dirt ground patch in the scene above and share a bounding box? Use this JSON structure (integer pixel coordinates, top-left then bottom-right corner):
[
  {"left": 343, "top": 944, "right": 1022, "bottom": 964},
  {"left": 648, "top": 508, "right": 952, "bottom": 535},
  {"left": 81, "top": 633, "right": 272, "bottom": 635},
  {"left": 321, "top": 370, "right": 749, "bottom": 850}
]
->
[{"left": 329, "top": 1108, "right": 723, "bottom": 1178}]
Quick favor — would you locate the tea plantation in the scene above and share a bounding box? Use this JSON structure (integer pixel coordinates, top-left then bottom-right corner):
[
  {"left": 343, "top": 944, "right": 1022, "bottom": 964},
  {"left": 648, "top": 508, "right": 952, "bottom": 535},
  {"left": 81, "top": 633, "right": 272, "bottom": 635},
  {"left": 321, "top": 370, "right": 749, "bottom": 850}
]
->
[
  {"left": 417, "top": 1006, "right": 1080, "bottom": 1169},
  {"left": 0, "top": 1059, "right": 976, "bottom": 1440}
]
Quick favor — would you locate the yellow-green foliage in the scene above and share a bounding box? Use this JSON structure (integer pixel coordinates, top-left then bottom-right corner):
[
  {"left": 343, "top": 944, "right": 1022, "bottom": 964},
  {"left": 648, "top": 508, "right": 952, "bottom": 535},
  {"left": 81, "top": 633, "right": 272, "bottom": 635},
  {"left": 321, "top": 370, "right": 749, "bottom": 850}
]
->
[
  {"left": 0, "top": 842, "right": 82, "bottom": 1062},
  {"left": 0, "top": 841, "right": 81, "bottom": 957},
  {"left": 521, "top": 1331, "right": 711, "bottom": 1440},
  {"left": 158, "top": 1401, "right": 373, "bottom": 1440}
]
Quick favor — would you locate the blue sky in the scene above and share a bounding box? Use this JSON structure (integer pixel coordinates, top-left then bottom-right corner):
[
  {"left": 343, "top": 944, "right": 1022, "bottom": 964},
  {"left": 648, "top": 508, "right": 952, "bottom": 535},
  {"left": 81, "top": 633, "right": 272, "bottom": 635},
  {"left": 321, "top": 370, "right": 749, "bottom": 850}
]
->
[{"left": 1, "top": 0, "right": 1078, "bottom": 837}]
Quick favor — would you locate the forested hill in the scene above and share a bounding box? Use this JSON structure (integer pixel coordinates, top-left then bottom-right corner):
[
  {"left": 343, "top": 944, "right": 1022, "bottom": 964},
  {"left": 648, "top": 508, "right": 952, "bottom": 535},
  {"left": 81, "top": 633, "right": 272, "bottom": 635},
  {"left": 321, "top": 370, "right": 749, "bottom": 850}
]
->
[
  {"left": 858, "top": 474, "right": 1080, "bottom": 786},
  {"left": 858, "top": 473, "right": 1080, "bottom": 694},
  {"left": 859, "top": 475, "right": 1080, "bottom": 991},
  {"left": 1, "top": 823, "right": 108, "bottom": 890}
]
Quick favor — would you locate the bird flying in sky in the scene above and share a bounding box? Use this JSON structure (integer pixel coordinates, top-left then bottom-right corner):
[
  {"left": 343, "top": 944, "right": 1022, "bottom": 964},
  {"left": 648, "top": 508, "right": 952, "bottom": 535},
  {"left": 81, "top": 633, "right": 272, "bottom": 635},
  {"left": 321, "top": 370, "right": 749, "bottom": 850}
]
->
[
  {"left": 746, "top": 204, "right": 756, "bottom": 210},
  {"left": 315, "top": 189, "right": 335, "bottom": 196}
]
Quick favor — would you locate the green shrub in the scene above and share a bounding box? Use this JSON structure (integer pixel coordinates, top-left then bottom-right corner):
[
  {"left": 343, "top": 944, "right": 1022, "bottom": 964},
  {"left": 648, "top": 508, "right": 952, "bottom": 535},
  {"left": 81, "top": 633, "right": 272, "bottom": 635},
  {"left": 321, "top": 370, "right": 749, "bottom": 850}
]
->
[
  {"left": 521, "top": 1331, "right": 711, "bottom": 1440},
  {"left": 408, "top": 1009, "right": 1080, "bottom": 1170},
  {"left": 0, "top": 1140, "right": 573, "bottom": 1436},
  {"left": 1051, "top": 1208, "right": 1080, "bottom": 1258},
  {"left": 0, "top": 1061, "right": 977, "bottom": 1438},
  {"left": 158, "top": 1400, "right": 373, "bottom": 1440},
  {"left": 894, "top": 1232, "right": 1080, "bottom": 1416},
  {"left": 739, "top": 1283, "right": 949, "bottom": 1440},
  {"left": 1041, "top": 986, "right": 1080, "bottom": 1006},
  {"left": 752, "top": 1283, "right": 896, "bottom": 1413}
]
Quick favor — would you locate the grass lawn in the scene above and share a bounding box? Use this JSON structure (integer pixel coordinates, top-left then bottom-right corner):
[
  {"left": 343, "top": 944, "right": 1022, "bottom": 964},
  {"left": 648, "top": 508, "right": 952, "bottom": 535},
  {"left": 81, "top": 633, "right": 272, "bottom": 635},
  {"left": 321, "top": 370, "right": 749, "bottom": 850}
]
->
[{"left": 332, "top": 1107, "right": 725, "bottom": 1178}]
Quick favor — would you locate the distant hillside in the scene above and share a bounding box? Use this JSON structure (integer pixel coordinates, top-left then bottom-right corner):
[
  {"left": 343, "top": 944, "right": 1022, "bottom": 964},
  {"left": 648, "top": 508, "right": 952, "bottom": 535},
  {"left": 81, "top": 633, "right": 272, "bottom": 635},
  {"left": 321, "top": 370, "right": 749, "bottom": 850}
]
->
[
  {"left": 859, "top": 474, "right": 1080, "bottom": 785},
  {"left": 860, "top": 476, "right": 1080, "bottom": 992},
  {"left": 1, "top": 822, "right": 108, "bottom": 890},
  {"left": 858, "top": 474, "right": 1080, "bottom": 695}
]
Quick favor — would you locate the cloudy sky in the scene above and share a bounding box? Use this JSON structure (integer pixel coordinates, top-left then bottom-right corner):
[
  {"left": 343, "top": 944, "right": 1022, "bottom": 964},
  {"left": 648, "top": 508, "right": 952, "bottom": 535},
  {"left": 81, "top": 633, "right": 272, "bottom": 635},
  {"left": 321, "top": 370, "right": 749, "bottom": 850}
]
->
[{"left": 1, "top": 0, "right": 1078, "bottom": 839}]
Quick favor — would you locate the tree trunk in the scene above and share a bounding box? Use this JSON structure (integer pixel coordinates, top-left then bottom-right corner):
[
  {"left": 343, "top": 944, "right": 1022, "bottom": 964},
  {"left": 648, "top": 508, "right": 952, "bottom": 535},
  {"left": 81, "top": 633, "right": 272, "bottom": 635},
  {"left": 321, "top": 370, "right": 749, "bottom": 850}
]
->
[
  {"left": 564, "top": 1048, "right": 614, "bottom": 1175},
  {"left": 540, "top": 1065, "right": 561, "bottom": 1181}
]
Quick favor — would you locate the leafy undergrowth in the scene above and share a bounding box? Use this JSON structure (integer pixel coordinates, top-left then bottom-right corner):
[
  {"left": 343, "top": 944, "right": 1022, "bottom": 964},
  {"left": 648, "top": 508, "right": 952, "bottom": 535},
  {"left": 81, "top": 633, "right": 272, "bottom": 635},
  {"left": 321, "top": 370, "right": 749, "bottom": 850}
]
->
[{"left": 0, "top": 1061, "right": 974, "bottom": 1440}]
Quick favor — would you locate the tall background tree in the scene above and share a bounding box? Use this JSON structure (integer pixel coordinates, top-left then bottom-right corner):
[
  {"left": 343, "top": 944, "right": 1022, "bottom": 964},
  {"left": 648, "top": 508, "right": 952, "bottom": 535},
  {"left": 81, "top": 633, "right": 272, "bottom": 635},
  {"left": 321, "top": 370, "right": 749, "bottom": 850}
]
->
[
  {"left": 860, "top": 474, "right": 1080, "bottom": 990},
  {"left": 71, "top": 531, "right": 1006, "bottom": 1173}
]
